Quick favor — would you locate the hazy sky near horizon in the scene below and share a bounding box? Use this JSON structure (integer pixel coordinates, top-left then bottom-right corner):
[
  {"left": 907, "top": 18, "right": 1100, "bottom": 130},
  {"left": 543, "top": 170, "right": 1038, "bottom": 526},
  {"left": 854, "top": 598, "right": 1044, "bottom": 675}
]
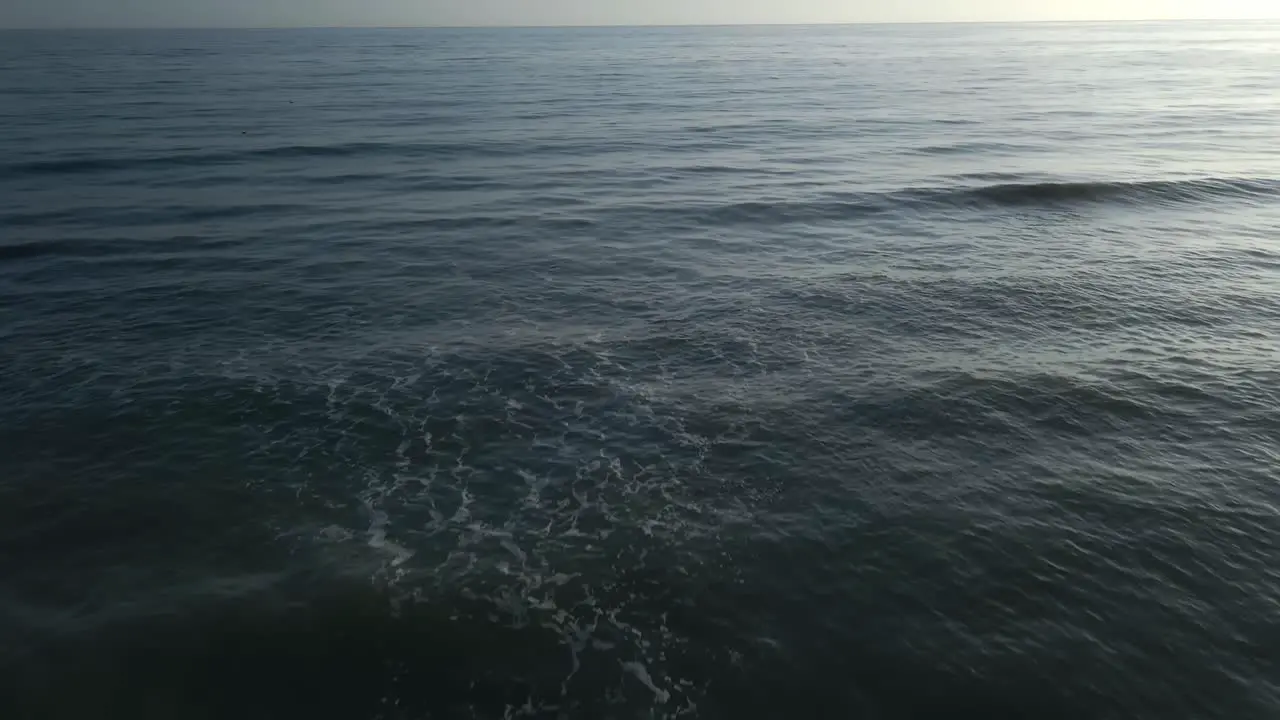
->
[{"left": 2, "top": 0, "right": 1279, "bottom": 29}]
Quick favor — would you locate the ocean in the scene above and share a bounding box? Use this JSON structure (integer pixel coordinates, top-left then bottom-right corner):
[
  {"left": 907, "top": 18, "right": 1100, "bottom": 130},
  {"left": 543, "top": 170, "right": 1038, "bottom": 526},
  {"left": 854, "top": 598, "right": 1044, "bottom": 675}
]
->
[{"left": 2, "top": 20, "right": 1279, "bottom": 719}]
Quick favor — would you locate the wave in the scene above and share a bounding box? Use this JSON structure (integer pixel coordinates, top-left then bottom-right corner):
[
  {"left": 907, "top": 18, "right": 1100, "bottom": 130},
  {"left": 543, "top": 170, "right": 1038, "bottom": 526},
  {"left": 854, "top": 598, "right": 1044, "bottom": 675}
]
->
[
  {"left": 0, "top": 235, "right": 245, "bottom": 263},
  {"left": 0, "top": 142, "right": 521, "bottom": 177},
  {"left": 906, "top": 141, "right": 1035, "bottom": 156},
  {"left": 922, "top": 176, "right": 1280, "bottom": 208},
  {"left": 1, "top": 143, "right": 401, "bottom": 176},
  {"left": 608, "top": 176, "right": 1279, "bottom": 227},
  {"left": 0, "top": 138, "right": 743, "bottom": 179}
]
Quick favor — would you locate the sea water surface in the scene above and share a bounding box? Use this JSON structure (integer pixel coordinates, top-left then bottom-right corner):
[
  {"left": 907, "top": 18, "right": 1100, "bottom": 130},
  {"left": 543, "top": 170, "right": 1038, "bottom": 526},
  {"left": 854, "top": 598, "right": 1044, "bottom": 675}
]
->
[{"left": 2, "top": 21, "right": 1280, "bottom": 719}]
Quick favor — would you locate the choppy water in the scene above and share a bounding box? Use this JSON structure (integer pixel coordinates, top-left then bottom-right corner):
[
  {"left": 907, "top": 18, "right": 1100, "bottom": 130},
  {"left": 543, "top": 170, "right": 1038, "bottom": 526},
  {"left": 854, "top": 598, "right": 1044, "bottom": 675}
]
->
[{"left": 3, "top": 21, "right": 1280, "bottom": 719}]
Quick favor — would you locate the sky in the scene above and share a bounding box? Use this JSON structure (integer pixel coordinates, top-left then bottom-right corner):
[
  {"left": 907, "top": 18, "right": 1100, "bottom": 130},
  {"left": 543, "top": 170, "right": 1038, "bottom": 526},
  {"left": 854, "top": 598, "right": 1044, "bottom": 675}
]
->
[{"left": 2, "top": 0, "right": 1279, "bottom": 29}]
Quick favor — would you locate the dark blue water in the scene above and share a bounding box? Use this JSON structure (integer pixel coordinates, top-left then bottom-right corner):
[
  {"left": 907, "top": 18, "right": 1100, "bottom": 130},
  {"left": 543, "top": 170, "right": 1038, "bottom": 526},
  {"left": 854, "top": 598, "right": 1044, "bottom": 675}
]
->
[{"left": 3, "top": 21, "right": 1280, "bottom": 719}]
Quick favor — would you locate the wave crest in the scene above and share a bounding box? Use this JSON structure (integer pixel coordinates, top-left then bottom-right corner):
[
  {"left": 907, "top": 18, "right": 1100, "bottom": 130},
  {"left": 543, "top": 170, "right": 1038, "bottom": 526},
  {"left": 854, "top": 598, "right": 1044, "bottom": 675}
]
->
[{"left": 930, "top": 177, "right": 1279, "bottom": 208}]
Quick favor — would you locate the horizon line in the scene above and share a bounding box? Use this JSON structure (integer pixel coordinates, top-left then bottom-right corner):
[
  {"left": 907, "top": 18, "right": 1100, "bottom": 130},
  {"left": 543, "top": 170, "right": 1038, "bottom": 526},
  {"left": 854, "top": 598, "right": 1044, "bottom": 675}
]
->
[{"left": 2, "top": 17, "right": 1275, "bottom": 32}]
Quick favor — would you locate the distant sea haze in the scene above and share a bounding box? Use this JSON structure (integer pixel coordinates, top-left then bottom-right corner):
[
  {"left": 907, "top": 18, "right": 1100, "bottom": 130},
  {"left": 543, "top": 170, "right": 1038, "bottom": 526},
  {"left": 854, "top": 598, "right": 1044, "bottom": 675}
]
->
[{"left": 3, "top": 21, "right": 1280, "bottom": 720}]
